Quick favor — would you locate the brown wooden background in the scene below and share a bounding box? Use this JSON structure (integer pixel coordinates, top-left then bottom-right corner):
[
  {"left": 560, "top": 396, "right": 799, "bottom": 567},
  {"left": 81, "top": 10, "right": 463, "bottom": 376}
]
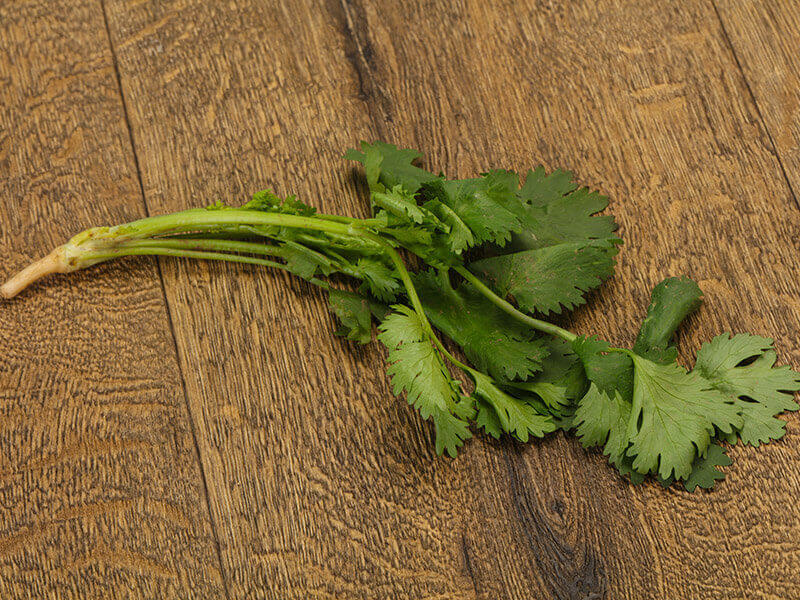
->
[{"left": 1, "top": 1, "right": 799, "bottom": 598}]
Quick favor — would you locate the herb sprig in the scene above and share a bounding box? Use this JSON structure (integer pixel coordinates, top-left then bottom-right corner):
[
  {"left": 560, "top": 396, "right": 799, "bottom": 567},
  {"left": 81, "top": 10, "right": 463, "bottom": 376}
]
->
[{"left": 3, "top": 141, "right": 798, "bottom": 490}]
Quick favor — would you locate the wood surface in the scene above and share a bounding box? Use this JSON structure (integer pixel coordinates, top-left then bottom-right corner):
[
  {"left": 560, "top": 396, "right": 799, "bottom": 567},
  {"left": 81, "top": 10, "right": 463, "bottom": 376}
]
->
[
  {"left": 0, "top": 1, "right": 224, "bottom": 598},
  {"left": 1, "top": 0, "right": 799, "bottom": 598},
  {"left": 715, "top": 1, "right": 800, "bottom": 201}
]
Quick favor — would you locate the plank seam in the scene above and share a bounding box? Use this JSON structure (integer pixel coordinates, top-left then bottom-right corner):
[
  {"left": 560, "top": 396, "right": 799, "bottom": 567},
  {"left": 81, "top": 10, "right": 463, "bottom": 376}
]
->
[
  {"left": 97, "top": 1, "right": 233, "bottom": 597},
  {"left": 337, "top": 0, "right": 392, "bottom": 139},
  {"left": 711, "top": 0, "right": 800, "bottom": 211}
]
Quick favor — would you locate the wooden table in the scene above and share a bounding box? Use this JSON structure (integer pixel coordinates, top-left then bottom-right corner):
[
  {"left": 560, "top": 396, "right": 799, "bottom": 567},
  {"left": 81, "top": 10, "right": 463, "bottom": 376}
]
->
[{"left": 1, "top": 1, "right": 799, "bottom": 598}]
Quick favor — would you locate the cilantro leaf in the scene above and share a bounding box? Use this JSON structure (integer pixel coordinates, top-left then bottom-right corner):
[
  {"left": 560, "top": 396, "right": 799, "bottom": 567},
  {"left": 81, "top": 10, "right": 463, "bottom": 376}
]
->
[
  {"left": 377, "top": 306, "right": 472, "bottom": 456},
  {"left": 633, "top": 276, "right": 703, "bottom": 363},
  {"left": 423, "top": 200, "right": 474, "bottom": 253},
  {"left": 475, "top": 397, "right": 504, "bottom": 440},
  {"left": 574, "top": 384, "right": 632, "bottom": 472},
  {"left": 280, "top": 241, "right": 334, "bottom": 280},
  {"left": 572, "top": 335, "right": 634, "bottom": 400},
  {"left": 345, "top": 141, "right": 436, "bottom": 194},
  {"left": 695, "top": 333, "right": 800, "bottom": 446},
  {"left": 371, "top": 185, "right": 427, "bottom": 224},
  {"left": 351, "top": 258, "right": 402, "bottom": 302},
  {"left": 501, "top": 338, "right": 587, "bottom": 430},
  {"left": 245, "top": 190, "right": 317, "bottom": 216},
  {"left": 414, "top": 270, "right": 548, "bottom": 380},
  {"left": 430, "top": 402, "right": 474, "bottom": 457},
  {"left": 513, "top": 168, "right": 617, "bottom": 251},
  {"left": 422, "top": 171, "right": 524, "bottom": 248},
  {"left": 682, "top": 443, "right": 731, "bottom": 492},
  {"left": 471, "top": 371, "right": 556, "bottom": 442},
  {"left": 626, "top": 353, "right": 742, "bottom": 480},
  {"left": 532, "top": 337, "right": 589, "bottom": 402},
  {"left": 466, "top": 167, "right": 620, "bottom": 315},
  {"left": 327, "top": 289, "right": 388, "bottom": 344},
  {"left": 470, "top": 240, "right": 619, "bottom": 315}
]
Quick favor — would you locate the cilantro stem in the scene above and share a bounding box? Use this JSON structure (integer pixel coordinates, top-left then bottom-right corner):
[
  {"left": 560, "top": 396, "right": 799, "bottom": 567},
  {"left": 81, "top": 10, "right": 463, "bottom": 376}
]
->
[
  {"left": 84, "top": 244, "right": 330, "bottom": 289},
  {"left": 454, "top": 266, "right": 577, "bottom": 343},
  {"left": 109, "top": 209, "right": 363, "bottom": 240},
  {"left": 118, "top": 238, "right": 287, "bottom": 257}
]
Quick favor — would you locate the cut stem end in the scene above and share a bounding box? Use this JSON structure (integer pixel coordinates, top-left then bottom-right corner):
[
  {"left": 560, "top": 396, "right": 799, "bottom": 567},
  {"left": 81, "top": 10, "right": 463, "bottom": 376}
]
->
[{"left": 1, "top": 247, "right": 71, "bottom": 299}]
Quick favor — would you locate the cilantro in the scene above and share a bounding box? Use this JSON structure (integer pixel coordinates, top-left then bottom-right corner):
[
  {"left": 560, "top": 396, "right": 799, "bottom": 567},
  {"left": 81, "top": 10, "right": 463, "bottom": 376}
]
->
[
  {"left": 371, "top": 185, "right": 428, "bottom": 224},
  {"left": 514, "top": 167, "right": 617, "bottom": 250},
  {"left": 6, "top": 140, "right": 797, "bottom": 493},
  {"left": 414, "top": 270, "right": 548, "bottom": 381},
  {"left": 327, "top": 289, "right": 388, "bottom": 345},
  {"left": 695, "top": 333, "right": 800, "bottom": 446},
  {"left": 345, "top": 141, "right": 436, "bottom": 194},
  {"left": 421, "top": 172, "right": 524, "bottom": 247},
  {"left": 470, "top": 240, "right": 619, "bottom": 315},
  {"left": 626, "top": 354, "right": 742, "bottom": 480},
  {"left": 681, "top": 444, "right": 732, "bottom": 492},
  {"left": 574, "top": 384, "right": 631, "bottom": 472},
  {"left": 378, "top": 305, "right": 472, "bottom": 456},
  {"left": 633, "top": 276, "right": 703, "bottom": 363},
  {"left": 280, "top": 241, "right": 334, "bottom": 280},
  {"left": 351, "top": 258, "right": 402, "bottom": 302},
  {"left": 471, "top": 371, "right": 556, "bottom": 442}
]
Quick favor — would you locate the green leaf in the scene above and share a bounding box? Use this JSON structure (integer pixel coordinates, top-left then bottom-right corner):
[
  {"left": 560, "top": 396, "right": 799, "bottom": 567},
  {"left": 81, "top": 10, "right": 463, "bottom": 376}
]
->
[
  {"left": 327, "top": 289, "right": 387, "bottom": 344},
  {"left": 346, "top": 141, "right": 437, "bottom": 194},
  {"left": 351, "top": 258, "right": 402, "bottom": 302},
  {"left": 414, "top": 270, "right": 548, "bottom": 381},
  {"left": 574, "top": 384, "right": 631, "bottom": 470},
  {"left": 518, "top": 167, "right": 577, "bottom": 208},
  {"left": 470, "top": 240, "right": 619, "bottom": 315},
  {"left": 423, "top": 200, "right": 474, "bottom": 253},
  {"left": 529, "top": 337, "right": 589, "bottom": 401},
  {"left": 476, "top": 397, "right": 503, "bottom": 439},
  {"left": 682, "top": 443, "right": 731, "bottom": 492},
  {"left": 626, "top": 353, "right": 742, "bottom": 480},
  {"left": 572, "top": 336, "right": 634, "bottom": 401},
  {"left": 377, "top": 306, "right": 472, "bottom": 456},
  {"left": 471, "top": 371, "right": 556, "bottom": 442},
  {"left": 633, "top": 276, "right": 703, "bottom": 363},
  {"left": 571, "top": 338, "right": 648, "bottom": 482},
  {"left": 466, "top": 167, "right": 620, "bottom": 315},
  {"left": 422, "top": 171, "right": 524, "bottom": 248},
  {"left": 371, "top": 185, "right": 427, "bottom": 224},
  {"left": 380, "top": 224, "right": 433, "bottom": 248},
  {"left": 513, "top": 168, "right": 618, "bottom": 251},
  {"left": 501, "top": 338, "right": 587, "bottom": 430},
  {"left": 245, "top": 190, "right": 317, "bottom": 216},
  {"left": 430, "top": 406, "right": 473, "bottom": 457},
  {"left": 280, "top": 241, "right": 334, "bottom": 280},
  {"left": 695, "top": 333, "right": 800, "bottom": 446}
]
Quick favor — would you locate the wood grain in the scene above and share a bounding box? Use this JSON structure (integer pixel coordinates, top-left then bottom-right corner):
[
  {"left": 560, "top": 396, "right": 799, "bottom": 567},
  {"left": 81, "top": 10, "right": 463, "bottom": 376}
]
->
[
  {"left": 4, "top": 0, "right": 800, "bottom": 598},
  {"left": 0, "top": 1, "right": 224, "bottom": 598},
  {"left": 714, "top": 0, "right": 800, "bottom": 201}
]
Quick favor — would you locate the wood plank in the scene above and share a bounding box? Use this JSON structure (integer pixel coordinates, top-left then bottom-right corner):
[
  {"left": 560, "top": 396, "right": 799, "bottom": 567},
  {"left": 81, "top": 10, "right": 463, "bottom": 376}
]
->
[
  {"left": 102, "top": 0, "right": 800, "bottom": 598},
  {"left": 0, "top": 1, "right": 225, "bottom": 598},
  {"left": 714, "top": 0, "right": 800, "bottom": 201}
]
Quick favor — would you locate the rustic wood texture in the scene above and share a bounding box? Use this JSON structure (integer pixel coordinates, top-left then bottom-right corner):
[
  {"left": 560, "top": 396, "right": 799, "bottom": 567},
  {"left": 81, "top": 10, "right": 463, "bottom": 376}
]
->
[
  {"left": 0, "top": 1, "right": 224, "bottom": 598},
  {"left": 714, "top": 0, "right": 800, "bottom": 201},
  {"left": 2, "top": 0, "right": 800, "bottom": 598}
]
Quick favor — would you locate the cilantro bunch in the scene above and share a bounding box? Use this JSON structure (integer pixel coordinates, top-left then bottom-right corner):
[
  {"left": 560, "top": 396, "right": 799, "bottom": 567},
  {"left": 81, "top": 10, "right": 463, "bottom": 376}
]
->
[{"left": 3, "top": 141, "right": 798, "bottom": 491}]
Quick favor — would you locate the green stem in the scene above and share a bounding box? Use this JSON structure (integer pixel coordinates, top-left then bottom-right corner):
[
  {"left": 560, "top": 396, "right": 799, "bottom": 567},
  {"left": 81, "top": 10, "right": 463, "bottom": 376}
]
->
[
  {"left": 454, "top": 265, "right": 577, "bottom": 343},
  {"left": 107, "top": 209, "right": 364, "bottom": 241},
  {"left": 120, "top": 238, "right": 286, "bottom": 257},
  {"left": 361, "top": 232, "right": 472, "bottom": 372},
  {"left": 85, "top": 244, "right": 331, "bottom": 290}
]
